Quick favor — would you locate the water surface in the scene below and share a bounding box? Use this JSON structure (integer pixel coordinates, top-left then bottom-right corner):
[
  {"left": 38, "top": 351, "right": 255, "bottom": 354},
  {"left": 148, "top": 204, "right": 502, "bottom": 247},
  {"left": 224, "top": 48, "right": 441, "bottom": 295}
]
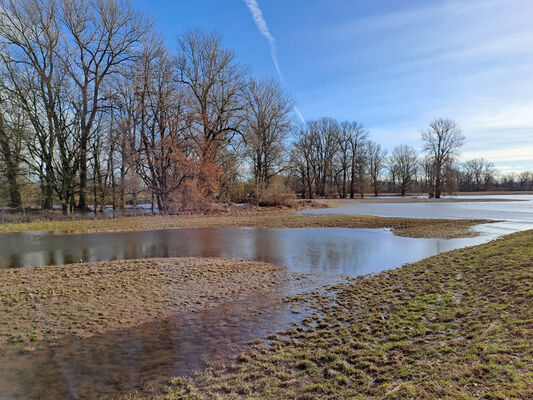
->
[
  {"left": 299, "top": 194, "right": 533, "bottom": 228},
  {"left": 0, "top": 227, "right": 493, "bottom": 277}
]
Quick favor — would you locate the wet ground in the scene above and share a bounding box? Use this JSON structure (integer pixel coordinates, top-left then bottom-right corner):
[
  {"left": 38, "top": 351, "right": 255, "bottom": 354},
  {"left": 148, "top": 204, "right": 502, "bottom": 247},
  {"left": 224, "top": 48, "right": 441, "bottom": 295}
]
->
[
  {"left": 0, "top": 288, "right": 305, "bottom": 399},
  {"left": 1, "top": 194, "right": 532, "bottom": 399}
]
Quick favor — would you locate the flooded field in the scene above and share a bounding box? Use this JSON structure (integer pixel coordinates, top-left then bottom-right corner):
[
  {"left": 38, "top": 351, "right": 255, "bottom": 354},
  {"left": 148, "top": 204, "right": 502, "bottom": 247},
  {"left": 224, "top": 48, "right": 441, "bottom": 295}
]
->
[
  {"left": 0, "top": 227, "right": 493, "bottom": 274},
  {"left": 0, "top": 288, "right": 302, "bottom": 399},
  {"left": 1, "top": 194, "right": 532, "bottom": 399},
  {"left": 300, "top": 194, "right": 533, "bottom": 226}
]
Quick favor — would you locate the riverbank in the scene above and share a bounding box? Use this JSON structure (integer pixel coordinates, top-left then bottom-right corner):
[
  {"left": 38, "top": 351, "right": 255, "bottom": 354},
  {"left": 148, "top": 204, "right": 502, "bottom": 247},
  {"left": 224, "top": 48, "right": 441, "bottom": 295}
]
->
[
  {"left": 0, "top": 258, "right": 284, "bottom": 350},
  {"left": 0, "top": 211, "right": 490, "bottom": 239},
  {"left": 155, "top": 230, "right": 533, "bottom": 400}
]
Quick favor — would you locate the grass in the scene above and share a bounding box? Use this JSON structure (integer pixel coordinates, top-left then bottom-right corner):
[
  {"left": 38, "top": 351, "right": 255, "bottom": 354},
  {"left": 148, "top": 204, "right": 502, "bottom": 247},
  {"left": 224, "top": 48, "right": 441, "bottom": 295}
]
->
[
  {"left": 150, "top": 230, "right": 533, "bottom": 399},
  {"left": 0, "top": 257, "right": 283, "bottom": 350},
  {"left": 0, "top": 211, "right": 490, "bottom": 239}
]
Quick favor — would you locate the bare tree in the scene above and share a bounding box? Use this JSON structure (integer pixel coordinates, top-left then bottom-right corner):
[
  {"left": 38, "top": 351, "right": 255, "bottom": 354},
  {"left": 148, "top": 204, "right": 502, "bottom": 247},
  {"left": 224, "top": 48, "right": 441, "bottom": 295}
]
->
[
  {"left": 420, "top": 155, "right": 435, "bottom": 195},
  {"left": 346, "top": 122, "right": 368, "bottom": 198},
  {"left": 291, "top": 126, "right": 315, "bottom": 199},
  {"left": 129, "top": 42, "right": 194, "bottom": 212},
  {"left": 334, "top": 121, "right": 366, "bottom": 198},
  {"left": 366, "top": 141, "right": 387, "bottom": 196},
  {"left": 242, "top": 78, "right": 293, "bottom": 187},
  {"left": 61, "top": 0, "right": 151, "bottom": 210},
  {"left": 421, "top": 118, "right": 465, "bottom": 198},
  {"left": 0, "top": 0, "right": 63, "bottom": 209},
  {"left": 461, "top": 158, "right": 495, "bottom": 192},
  {"left": 391, "top": 145, "right": 418, "bottom": 196},
  {"left": 176, "top": 29, "right": 247, "bottom": 197},
  {"left": 307, "top": 118, "right": 339, "bottom": 197},
  {"left": 0, "top": 95, "right": 23, "bottom": 208}
]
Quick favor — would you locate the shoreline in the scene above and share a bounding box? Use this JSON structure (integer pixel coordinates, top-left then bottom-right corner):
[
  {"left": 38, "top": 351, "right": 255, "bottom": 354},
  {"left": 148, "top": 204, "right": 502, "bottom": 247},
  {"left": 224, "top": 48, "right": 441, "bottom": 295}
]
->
[{"left": 0, "top": 211, "right": 491, "bottom": 239}]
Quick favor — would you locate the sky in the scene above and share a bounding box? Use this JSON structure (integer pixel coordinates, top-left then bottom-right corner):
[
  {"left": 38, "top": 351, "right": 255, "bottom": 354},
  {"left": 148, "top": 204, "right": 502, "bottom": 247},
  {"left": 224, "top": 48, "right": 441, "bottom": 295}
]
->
[{"left": 130, "top": 0, "right": 533, "bottom": 173}]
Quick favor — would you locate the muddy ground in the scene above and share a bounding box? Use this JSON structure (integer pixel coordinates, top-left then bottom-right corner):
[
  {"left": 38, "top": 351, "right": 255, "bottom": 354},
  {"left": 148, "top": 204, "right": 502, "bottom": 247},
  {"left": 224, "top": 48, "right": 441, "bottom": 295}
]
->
[{"left": 0, "top": 257, "right": 285, "bottom": 350}]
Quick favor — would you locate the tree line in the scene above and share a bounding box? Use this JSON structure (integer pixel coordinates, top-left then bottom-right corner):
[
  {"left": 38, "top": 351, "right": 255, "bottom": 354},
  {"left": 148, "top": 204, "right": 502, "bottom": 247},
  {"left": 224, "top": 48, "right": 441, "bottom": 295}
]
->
[{"left": 0, "top": 0, "right": 530, "bottom": 213}]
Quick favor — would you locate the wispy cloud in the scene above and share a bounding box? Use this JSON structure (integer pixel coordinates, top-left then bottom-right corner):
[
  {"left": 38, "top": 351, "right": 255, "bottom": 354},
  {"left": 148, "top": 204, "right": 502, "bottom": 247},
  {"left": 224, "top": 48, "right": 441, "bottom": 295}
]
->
[
  {"left": 243, "top": 0, "right": 306, "bottom": 124},
  {"left": 243, "top": 0, "right": 282, "bottom": 80}
]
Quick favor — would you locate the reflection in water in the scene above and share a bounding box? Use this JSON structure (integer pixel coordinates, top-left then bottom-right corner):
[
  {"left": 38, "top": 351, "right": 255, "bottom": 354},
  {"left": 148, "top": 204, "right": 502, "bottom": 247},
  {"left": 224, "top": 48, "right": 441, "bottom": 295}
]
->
[
  {"left": 0, "top": 227, "right": 492, "bottom": 277},
  {"left": 0, "top": 289, "right": 300, "bottom": 400}
]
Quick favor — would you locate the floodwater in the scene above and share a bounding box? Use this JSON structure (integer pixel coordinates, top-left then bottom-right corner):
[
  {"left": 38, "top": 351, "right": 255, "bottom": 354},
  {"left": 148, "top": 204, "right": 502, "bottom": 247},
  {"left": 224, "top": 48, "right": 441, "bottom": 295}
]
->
[
  {"left": 0, "top": 288, "right": 302, "bottom": 399},
  {"left": 1, "top": 194, "right": 531, "bottom": 399},
  {"left": 0, "top": 227, "right": 493, "bottom": 274},
  {"left": 300, "top": 194, "right": 533, "bottom": 227}
]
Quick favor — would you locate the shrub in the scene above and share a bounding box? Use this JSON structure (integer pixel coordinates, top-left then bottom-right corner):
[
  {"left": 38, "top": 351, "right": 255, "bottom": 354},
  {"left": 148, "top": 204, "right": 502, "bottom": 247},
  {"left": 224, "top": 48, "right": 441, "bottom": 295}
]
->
[{"left": 252, "top": 178, "right": 295, "bottom": 207}]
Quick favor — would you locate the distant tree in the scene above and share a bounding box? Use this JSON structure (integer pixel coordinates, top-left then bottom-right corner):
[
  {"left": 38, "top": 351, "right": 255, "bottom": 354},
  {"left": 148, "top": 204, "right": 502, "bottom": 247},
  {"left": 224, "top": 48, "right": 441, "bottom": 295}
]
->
[
  {"left": 344, "top": 122, "right": 368, "bottom": 198},
  {"left": 290, "top": 128, "right": 314, "bottom": 199},
  {"left": 386, "top": 156, "right": 400, "bottom": 193},
  {"left": 391, "top": 145, "right": 418, "bottom": 196},
  {"left": 461, "top": 158, "right": 495, "bottom": 191},
  {"left": 366, "top": 141, "right": 387, "bottom": 196},
  {"left": 421, "top": 118, "right": 465, "bottom": 198},
  {"left": 518, "top": 171, "right": 532, "bottom": 190},
  {"left": 420, "top": 155, "right": 436, "bottom": 195},
  {"left": 308, "top": 118, "right": 340, "bottom": 197}
]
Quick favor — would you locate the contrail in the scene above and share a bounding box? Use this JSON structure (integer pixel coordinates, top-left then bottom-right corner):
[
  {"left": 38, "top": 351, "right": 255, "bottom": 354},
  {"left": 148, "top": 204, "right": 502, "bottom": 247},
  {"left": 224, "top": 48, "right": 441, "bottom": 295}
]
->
[
  {"left": 243, "top": 0, "right": 283, "bottom": 81},
  {"left": 294, "top": 107, "right": 306, "bottom": 125},
  {"left": 243, "top": 0, "right": 306, "bottom": 124}
]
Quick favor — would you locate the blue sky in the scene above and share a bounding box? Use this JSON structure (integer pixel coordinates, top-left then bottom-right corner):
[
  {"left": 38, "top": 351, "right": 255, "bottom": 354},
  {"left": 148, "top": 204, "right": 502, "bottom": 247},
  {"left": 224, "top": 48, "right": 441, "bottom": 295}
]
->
[{"left": 131, "top": 0, "right": 533, "bottom": 173}]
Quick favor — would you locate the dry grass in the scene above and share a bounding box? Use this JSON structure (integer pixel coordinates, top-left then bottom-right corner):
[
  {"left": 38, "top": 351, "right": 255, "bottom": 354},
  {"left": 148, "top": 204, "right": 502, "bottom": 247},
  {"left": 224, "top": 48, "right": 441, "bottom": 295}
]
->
[
  {"left": 0, "top": 258, "right": 283, "bottom": 350},
  {"left": 0, "top": 211, "right": 489, "bottom": 239},
  {"left": 154, "top": 230, "right": 533, "bottom": 400}
]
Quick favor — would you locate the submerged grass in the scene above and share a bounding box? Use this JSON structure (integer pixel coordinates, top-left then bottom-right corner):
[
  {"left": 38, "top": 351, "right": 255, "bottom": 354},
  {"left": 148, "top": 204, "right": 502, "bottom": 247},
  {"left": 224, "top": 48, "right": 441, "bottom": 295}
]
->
[
  {"left": 0, "top": 211, "right": 489, "bottom": 239},
  {"left": 0, "top": 258, "right": 283, "bottom": 350},
  {"left": 151, "top": 230, "right": 533, "bottom": 399}
]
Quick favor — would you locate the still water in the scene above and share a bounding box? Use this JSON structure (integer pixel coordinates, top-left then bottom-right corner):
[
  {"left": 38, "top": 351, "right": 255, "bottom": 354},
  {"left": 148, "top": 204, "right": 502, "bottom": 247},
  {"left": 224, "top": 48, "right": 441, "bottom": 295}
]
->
[
  {"left": 0, "top": 288, "right": 301, "bottom": 399},
  {"left": 0, "top": 227, "right": 493, "bottom": 274},
  {"left": 300, "top": 194, "right": 533, "bottom": 226}
]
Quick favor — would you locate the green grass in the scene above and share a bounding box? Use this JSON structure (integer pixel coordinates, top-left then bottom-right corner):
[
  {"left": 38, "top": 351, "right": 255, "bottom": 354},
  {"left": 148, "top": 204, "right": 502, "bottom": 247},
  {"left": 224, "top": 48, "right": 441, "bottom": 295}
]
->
[{"left": 148, "top": 230, "right": 533, "bottom": 399}]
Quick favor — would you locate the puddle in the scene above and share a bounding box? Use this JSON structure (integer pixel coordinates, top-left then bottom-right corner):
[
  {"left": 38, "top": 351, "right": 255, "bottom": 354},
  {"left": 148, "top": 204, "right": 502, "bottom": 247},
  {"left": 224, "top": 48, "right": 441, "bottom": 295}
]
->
[{"left": 0, "top": 288, "right": 304, "bottom": 400}]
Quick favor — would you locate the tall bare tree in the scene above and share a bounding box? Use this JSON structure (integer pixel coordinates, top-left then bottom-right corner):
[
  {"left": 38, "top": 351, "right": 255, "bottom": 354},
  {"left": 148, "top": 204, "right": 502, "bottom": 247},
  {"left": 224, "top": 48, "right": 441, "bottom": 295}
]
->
[
  {"left": 60, "top": 0, "right": 151, "bottom": 210},
  {"left": 242, "top": 78, "right": 293, "bottom": 186},
  {"left": 366, "top": 141, "right": 387, "bottom": 196},
  {"left": 421, "top": 118, "right": 465, "bottom": 198},
  {"left": 0, "top": 95, "right": 24, "bottom": 208},
  {"left": 0, "top": 0, "right": 64, "bottom": 209},
  {"left": 176, "top": 29, "right": 247, "bottom": 196},
  {"left": 346, "top": 122, "right": 368, "bottom": 198}
]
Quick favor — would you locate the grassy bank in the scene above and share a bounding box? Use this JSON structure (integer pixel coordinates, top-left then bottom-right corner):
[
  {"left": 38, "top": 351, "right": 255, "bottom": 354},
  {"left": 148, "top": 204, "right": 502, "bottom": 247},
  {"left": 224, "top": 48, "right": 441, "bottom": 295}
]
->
[
  {"left": 156, "top": 230, "right": 533, "bottom": 399},
  {"left": 0, "top": 258, "right": 283, "bottom": 350},
  {"left": 0, "top": 211, "right": 489, "bottom": 239}
]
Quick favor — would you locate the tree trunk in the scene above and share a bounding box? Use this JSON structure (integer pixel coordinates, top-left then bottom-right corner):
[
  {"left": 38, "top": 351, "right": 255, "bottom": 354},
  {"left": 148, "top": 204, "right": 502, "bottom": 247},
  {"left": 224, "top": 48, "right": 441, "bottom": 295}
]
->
[
  {"left": 434, "top": 163, "right": 442, "bottom": 198},
  {"left": 0, "top": 117, "right": 22, "bottom": 209},
  {"left": 78, "top": 134, "right": 88, "bottom": 210}
]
